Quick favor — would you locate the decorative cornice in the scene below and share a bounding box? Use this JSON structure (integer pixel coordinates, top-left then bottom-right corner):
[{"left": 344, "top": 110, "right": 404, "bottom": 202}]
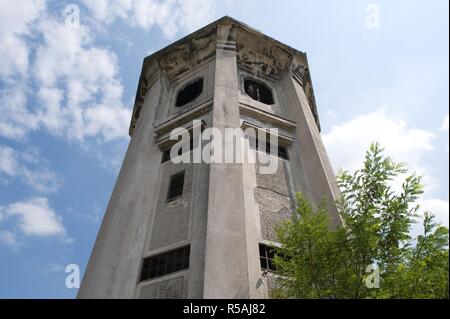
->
[
  {"left": 158, "top": 29, "right": 216, "bottom": 80},
  {"left": 154, "top": 100, "right": 213, "bottom": 137},
  {"left": 239, "top": 102, "right": 296, "bottom": 132},
  {"left": 216, "top": 22, "right": 237, "bottom": 51},
  {"left": 154, "top": 120, "right": 206, "bottom": 150},
  {"left": 236, "top": 27, "right": 292, "bottom": 78},
  {"left": 240, "top": 121, "right": 295, "bottom": 146}
]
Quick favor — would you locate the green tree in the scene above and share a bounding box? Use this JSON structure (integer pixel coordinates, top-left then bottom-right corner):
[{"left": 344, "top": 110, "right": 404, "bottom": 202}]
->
[{"left": 273, "top": 143, "right": 449, "bottom": 299}]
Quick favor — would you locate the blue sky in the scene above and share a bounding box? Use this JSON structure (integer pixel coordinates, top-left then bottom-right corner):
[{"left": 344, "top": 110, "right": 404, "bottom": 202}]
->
[{"left": 0, "top": 0, "right": 448, "bottom": 298}]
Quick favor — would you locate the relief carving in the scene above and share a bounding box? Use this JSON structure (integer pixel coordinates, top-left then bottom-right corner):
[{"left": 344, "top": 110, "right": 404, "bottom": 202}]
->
[
  {"left": 192, "top": 33, "right": 216, "bottom": 64},
  {"left": 236, "top": 28, "right": 292, "bottom": 77},
  {"left": 158, "top": 45, "right": 191, "bottom": 79},
  {"left": 158, "top": 31, "right": 216, "bottom": 80}
]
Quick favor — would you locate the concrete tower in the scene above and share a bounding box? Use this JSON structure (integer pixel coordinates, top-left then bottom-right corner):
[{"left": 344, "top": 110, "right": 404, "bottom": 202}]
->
[{"left": 78, "top": 16, "right": 341, "bottom": 299}]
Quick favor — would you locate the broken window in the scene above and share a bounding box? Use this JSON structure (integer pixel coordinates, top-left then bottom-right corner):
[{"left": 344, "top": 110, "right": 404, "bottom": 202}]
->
[
  {"left": 139, "top": 245, "right": 190, "bottom": 282},
  {"left": 244, "top": 79, "right": 274, "bottom": 105},
  {"left": 175, "top": 78, "right": 203, "bottom": 107},
  {"left": 259, "top": 243, "right": 277, "bottom": 271}
]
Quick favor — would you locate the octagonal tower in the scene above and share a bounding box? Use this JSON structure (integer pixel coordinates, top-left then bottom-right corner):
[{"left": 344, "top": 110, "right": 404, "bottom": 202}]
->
[{"left": 78, "top": 16, "right": 341, "bottom": 299}]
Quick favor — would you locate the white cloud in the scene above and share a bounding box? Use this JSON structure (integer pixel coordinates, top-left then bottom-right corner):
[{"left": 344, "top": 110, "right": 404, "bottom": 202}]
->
[
  {"left": 1, "top": 197, "right": 66, "bottom": 237},
  {"left": 419, "top": 198, "right": 449, "bottom": 227},
  {"left": 0, "top": 0, "right": 45, "bottom": 78},
  {"left": 0, "top": 145, "right": 17, "bottom": 176},
  {"left": 322, "top": 108, "right": 435, "bottom": 174},
  {"left": 0, "top": 230, "right": 20, "bottom": 249},
  {"left": 84, "top": 104, "right": 132, "bottom": 142},
  {"left": 21, "top": 168, "right": 60, "bottom": 194},
  {"left": 442, "top": 114, "right": 449, "bottom": 153},
  {"left": 0, "top": 1, "right": 43, "bottom": 141},
  {"left": 82, "top": 0, "right": 216, "bottom": 39},
  {"left": 0, "top": 4, "right": 131, "bottom": 145},
  {"left": 322, "top": 107, "right": 449, "bottom": 231},
  {"left": 0, "top": 0, "right": 215, "bottom": 144},
  {"left": 70, "top": 205, "right": 103, "bottom": 224},
  {"left": 442, "top": 114, "right": 449, "bottom": 131},
  {"left": 130, "top": 0, "right": 178, "bottom": 38},
  {"left": 43, "top": 263, "right": 65, "bottom": 274},
  {"left": 0, "top": 35, "right": 29, "bottom": 78},
  {"left": 0, "top": 83, "right": 39, "bottom": 140},
  {"left": 410, "top": 198, "right": 449, "bottom": 237},
  {"left": 0, "top": 145, "right": 60, "bottom": 193},
  {"left": 176, "top": 0, "right": 216, "bottom": 34},
  {"left": 0, "top": 0, "right": 238, "bottom": 176},
  {"left": 33, "top": 19, "right": 131, "bottom": 142},
  {"left": 0, "top": 197, "right": 70, "bottom": 248},
  {"left": 81, "top": 0, "right": 130, "bottom": 23}
]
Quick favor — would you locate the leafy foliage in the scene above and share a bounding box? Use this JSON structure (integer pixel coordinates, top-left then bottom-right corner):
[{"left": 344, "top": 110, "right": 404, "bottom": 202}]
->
[{"left": 273, "top": 143, "right": 449, "bottom": 299}]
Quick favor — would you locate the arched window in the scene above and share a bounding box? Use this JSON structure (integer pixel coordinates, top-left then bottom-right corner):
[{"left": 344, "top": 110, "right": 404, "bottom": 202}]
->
[
  {"left": 175, "top": 78, "right": 203, "bottom": 107},
  {"left": 244, "top": 79, "right": 274, "bottom": 105}
]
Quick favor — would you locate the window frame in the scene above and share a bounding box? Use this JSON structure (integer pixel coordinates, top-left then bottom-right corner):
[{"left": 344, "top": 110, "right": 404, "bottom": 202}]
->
[
  {"left": 166, "top": 170, "right": 185, "bottom": 202},
  {"left": 161, "top": 149, "right": 171, "bottom": 163},
  {"left": 174, "top": 78, "right": 204, "bottom": 107},
  {"left": 259, "top": 243, "right": 277, "bottom": 272},
  {"left": 139, "top": 245, "right": 190, "bottom": 282},
  {"left": 243, "top": 78, "right": 275, "bottom": 105},
  {"left": 251, "top": 137, "right": 289, "bottom": 161},
  {"left": 161, "top": 138, "right": 196, "bottom": 164}
]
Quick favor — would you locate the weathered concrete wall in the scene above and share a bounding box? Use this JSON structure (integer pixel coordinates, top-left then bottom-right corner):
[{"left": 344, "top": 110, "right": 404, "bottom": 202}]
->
[
  {"left": 79, "top": 17, "right": 340, "bottom": 299},
  {"left": 242, "top": 158, "right": 267, "bottom": 298},
  {"left": 78, "top": 60, "right": 214, "bottom": 299},
  {"left": 78, "top": 76, "right": 165, "bottom": 298},
  {"left": 135, "top": 62, "right": 214, "bottom": 298},
  {"left": 203, "top": 22, "right": 250, "bottom": 299},
  {"left": 139, "top": 273, "right": 187, "bottom": 299},
  {"left": 149, "top": 163, "right": 193, "bottom": 250},
  {"left": 279, "top": 72, "right": 341, "bottom": 228},
  {"left": 186, "top": 161, "right": 210, "bottom": 298},
  {"left": 254, "top": 158, "right": 293, "bottom": 242}
]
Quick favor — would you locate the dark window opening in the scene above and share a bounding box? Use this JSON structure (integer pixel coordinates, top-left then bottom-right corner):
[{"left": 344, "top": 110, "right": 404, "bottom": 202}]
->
[
  {"left": 259, "top": 243, "right": 277, "bottom": 271},
  {"left": 139, "top": 245, "right": 190, "bottom": 282},
  {"left": 277, "top": 145, "right": 289, "bottom": 160},
  {"left": 167, "top": 170, "right": 185, "bottom": 201},
  {"left": 175, "top": 78, "right": 203, "bottom": 107},
  {"left": 161, "top": 138, "right": 197, "bottom": 164},
  {"left": 251, "top": 138, "right": 289, "bottom": 160},
  {"left": 161, "top": 149, "right": 171, "bottom": 163},
  {"left": 244, "top": 79, "right": 274, "bottom": 105}
]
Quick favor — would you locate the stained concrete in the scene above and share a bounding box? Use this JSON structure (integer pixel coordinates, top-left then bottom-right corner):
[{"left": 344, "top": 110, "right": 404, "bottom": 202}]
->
[{"left": 78, "top": 16, "right": 340, "bottom": 299}]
